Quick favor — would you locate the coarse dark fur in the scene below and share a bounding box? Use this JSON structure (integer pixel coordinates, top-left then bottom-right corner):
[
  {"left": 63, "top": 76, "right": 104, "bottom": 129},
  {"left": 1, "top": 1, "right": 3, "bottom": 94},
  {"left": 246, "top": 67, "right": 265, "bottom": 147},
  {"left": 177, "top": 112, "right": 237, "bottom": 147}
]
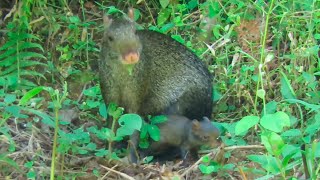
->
[{"left": 99, "top": 17, "right": 213, "bottom": 120}]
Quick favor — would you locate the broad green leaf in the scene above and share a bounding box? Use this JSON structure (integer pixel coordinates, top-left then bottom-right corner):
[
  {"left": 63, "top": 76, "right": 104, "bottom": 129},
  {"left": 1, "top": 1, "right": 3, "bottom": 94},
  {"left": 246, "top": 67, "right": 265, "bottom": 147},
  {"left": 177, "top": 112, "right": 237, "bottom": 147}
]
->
[
  {"left": 19, "top": 87, "right": 44, "bottom": 106},
  {"left": 133, "top": 8, "right": 141, "bottom": 21},
  {"left": 160, "top": 23, "right": 175, "bottom": 32},
  {"left": 21, "top": 107, "right": 54, "bottom": 127},
  {"left": 85, "top": 143, "right": 97, "bottom": 150},
  {"left": 305, "top": 113, "right": 320, "bottom": 135},
  {"left": 171, "top": 35, "right": 185, "bottom": 44},
  {"left": 263, "top": 101, "right": 278, "bottom": 115},
  {"left": 159, "top": 0, "right": 170, "bottom": 8},
  {"left": 83, "top": 86, "right": 99, "bottom": 97},
  {"left": 281, "top": 144, "right": 300, "bottom": 159},
  {"left": 247, "top": 154, "right": 279, "bottom": 173},
  {"left": 235, "top": 115, "right": 259, "bottom": 136},
  {"left": 86, "top": 100, "right": 100, "bottom": 108},
  {"left": 99, "top": 103, "right": 108, "bottom": 118},
  {"left": 69, "top": 16, "right": 81, "bottom": 24},
  {"left": 78, "top": 149, "right": 88, "bottom": 155},
  {"left": 187, "top": 0, "right": 198, "bottom": 10},
  {"left": 157, "top": 8, "right": 171, "bottom": 26},
  {"left": 4, "top": 94, "right": 16, "bottom": 104},
  {"left": 280, "top": 71, "right": 296, "bottom": 99},
  {"left": 151, "top": 115, "right": 168, "bottom": 124},
  {"left": 140, "top": 124, "right": 148, "bottom": 139},
  {"left": 284, "top": 99, "right": 320, "bottom": 112},
  {"left": 147, "top": 124, "right": 161, "bottom": 141},
  {"left": 5, "top": 106, "right": 21, "bottom": 117},
  {"left": 260, "top": 111, "right": 290, "bottom": 133},
  {"left": 110, "top": 152, "right": 120, "bottom": 160},
  {"left": 116, "top": 114, "right": 142, "bottom": 137},
  {"left": 106, "top": 6, "right": 120, "bottom": 14},
  {"left": 261, "top": 131, "right": 285, "bottom": 156},
  {"left": 222, "top": 164, "right": 235, "bottom": 171},
  {"left": 208, "top": 3, "right": 219, "bottom": 18},
  {"left": 87, "top": 127, "right": 108, "bottom": 140},
  {"left": 95, "top": 149, "right": 108, "bottom": 157},
  {"left": 201, "top": 155, "right": 210, "bottom": 163},
  {"left": 213, "top": 88, "right": 222, "bottom": 101},
  {"left": 107, "top": 103, "right": 123, "bottom": 119},
  {"left": 199, "top": 164, "right": 217, "bottom": 174},
  {"left": 281, "top": 129, "right": 302, "bottom": 137},
  {"left": 24, "top": 161, "right": 33, "bottom": 168}
]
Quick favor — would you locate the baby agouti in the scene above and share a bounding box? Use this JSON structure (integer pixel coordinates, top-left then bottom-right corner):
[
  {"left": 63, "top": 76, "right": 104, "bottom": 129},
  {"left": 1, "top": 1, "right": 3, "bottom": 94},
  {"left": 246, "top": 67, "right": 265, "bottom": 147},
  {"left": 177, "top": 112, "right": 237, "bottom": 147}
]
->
[
  {"left": 129, "top": 115, "right": 220, "bottom": 163},
  {"left": 99, "top": 10, "right": 213, "bottom": 120}
]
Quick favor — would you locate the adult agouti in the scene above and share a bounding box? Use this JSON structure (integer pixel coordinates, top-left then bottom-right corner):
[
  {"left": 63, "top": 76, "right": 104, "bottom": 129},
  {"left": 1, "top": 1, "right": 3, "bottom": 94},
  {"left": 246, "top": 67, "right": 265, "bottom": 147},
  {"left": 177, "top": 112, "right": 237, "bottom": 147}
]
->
[
  {"left": 99, "top": 12, "right": 213, "bottom": 120},
  {"left": 129, "top": 115, "right": 220, "bottom": 163}
]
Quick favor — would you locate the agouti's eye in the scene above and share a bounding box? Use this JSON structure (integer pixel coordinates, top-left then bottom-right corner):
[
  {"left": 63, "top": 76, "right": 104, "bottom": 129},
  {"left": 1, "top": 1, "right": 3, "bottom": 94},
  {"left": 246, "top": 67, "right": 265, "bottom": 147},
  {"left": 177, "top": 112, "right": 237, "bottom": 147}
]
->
[
  {"left": 202, "top": 135, "right": 209, "bottom": 141},
  {"left": 108, "top": 36, "right": 114, "bottom": 41}
]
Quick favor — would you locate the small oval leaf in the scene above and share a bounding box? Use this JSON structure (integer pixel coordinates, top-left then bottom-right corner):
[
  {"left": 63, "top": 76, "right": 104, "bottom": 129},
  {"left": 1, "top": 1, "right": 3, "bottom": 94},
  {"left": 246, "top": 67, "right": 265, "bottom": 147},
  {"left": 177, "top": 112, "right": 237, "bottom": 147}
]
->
[
  {"left": 235, "top": 116, "right": 259, "bottom": 136},
  {"left": 260, "top": 112, "right": 290, "bottom": 133}
]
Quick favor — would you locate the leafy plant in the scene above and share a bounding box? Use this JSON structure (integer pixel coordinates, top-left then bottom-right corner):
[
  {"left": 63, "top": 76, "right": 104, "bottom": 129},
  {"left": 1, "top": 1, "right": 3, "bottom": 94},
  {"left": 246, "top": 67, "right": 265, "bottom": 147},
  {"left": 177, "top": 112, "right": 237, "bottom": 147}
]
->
[
  {"left": 0, "top": 1, "right": 46, "bottom": 90},
  {"left": 138, "top": 115, "right": 168, "bottom": 149}
]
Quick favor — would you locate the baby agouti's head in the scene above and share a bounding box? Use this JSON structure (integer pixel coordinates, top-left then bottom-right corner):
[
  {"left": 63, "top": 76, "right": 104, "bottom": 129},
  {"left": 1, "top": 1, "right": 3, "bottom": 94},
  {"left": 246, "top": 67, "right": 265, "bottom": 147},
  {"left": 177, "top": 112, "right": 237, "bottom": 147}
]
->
[
  {"left": 188, "top": 117, "right": 220, "bottom": 148},
  {"left": 102, "top": 9, "right": 142, "bottom": 65}
]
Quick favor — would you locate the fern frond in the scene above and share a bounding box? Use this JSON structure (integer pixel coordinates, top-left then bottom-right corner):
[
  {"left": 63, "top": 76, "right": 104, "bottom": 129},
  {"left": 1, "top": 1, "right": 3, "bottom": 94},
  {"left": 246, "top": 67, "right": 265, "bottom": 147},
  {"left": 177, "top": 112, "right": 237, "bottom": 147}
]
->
[
  {"left": 0, "top": 61, "right": 46, "bottom": 76},
  {"left": 20, "top": 71, "right": 46, "bottom": 79},
  {"left": 18, "top": 42, "right": 44, "bottom": 52},
  {"left": 0, "top": 52, "right": 46, "bottom": 67},
  {"left": 0, "top": 48, "right": 16, "bottom": 60}
]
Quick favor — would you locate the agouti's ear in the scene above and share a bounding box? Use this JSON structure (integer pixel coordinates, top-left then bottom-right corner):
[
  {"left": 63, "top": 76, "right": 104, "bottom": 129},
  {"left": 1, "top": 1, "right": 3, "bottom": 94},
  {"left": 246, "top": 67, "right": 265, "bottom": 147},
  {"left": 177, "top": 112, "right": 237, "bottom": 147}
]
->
[
  {"left": 128, "top": 8, "right": 134, "bottom": 20},
  {"left": 192, "top": 119, "right": 200, "bottom": 130},
  {"left": 103, "top": 15, "right": 112, "bottom": 29}
]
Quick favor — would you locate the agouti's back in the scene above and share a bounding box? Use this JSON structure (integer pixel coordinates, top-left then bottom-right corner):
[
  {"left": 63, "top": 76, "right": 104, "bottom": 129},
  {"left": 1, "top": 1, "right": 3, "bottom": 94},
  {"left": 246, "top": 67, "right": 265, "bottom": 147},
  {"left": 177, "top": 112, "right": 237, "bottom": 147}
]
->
[{"left": 99, "top": 15, "right": 212, "bottom": 119}]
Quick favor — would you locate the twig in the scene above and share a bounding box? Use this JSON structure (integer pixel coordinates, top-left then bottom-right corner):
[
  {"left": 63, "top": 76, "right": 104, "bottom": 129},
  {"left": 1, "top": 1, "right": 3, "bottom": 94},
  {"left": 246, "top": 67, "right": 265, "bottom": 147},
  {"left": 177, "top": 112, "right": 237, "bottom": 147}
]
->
[
  {"left": 225, "top": 145, "right": 265, "bottom": 151},
  {"left": 238, "top": 165, "right": 248, "bottom": 180},
  {"left": 180, "top": 150, "right": 216, "bottom": 177},
  {"left": 100, "top": 164, "right": 135, "bottom": 180},
  {"left": 199, "top": 144, "right": 265, "bottom": 154}
]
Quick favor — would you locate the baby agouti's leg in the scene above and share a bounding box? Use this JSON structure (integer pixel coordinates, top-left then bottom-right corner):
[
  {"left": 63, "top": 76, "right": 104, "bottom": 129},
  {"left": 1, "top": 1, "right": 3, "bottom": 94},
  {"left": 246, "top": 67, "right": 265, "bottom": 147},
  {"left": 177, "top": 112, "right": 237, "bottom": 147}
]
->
[
  {"left": 129, "top": 131, "right": 140, "bottom": 164},
  {"left": 179, "top": 148, "right": 189, "bottom": 160}
]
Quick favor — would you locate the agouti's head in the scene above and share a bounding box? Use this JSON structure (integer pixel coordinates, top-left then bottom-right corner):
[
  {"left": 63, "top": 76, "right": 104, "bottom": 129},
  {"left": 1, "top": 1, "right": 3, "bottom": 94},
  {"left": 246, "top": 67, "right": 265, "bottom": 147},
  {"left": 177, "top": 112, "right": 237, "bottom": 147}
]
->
[
  {"left": 189, "top": 117, "right": 220, "bottom": 148},
  {"left": 102, "top": 11, "right": 142, "bottom": 65}
]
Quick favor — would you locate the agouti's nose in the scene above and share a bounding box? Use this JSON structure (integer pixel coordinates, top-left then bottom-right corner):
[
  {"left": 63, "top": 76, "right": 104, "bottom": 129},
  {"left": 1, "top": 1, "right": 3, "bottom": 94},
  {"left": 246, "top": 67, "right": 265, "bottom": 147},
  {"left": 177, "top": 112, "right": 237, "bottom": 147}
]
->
[{"left": 123, "top": 52, "right": 139, "bottom": 64}]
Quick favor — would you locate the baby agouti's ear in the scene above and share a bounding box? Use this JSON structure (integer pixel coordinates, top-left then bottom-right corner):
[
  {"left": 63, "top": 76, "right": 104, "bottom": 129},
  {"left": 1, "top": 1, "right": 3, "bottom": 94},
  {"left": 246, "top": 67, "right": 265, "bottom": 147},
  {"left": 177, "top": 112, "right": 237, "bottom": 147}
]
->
[
  {"left": 202, "top": 116, "right": 211, "bottom": 122},
  {"left": 192, "top": 119, "right": 201, "bottom": 130},
  {"left": 103, "top": 15, "right": 112, "bottom": 29}
]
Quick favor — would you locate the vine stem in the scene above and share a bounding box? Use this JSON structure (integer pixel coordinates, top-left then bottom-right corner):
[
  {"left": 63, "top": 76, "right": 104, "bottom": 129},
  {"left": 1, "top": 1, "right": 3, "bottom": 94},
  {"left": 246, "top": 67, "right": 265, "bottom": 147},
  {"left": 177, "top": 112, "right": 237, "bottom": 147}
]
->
[
  {"left": 254, "top": 0, "right": 275, "bottom": 115},
  {"left": 50, "top": 103, "right": 60, "bottom": 180}
]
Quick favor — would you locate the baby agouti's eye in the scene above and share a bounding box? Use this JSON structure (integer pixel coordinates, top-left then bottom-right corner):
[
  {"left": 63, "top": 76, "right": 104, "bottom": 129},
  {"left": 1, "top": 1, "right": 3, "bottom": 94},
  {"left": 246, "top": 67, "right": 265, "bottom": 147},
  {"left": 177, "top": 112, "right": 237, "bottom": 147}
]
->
[{"left": 202, "top": 135, "right": 209, "bottom": 141}]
